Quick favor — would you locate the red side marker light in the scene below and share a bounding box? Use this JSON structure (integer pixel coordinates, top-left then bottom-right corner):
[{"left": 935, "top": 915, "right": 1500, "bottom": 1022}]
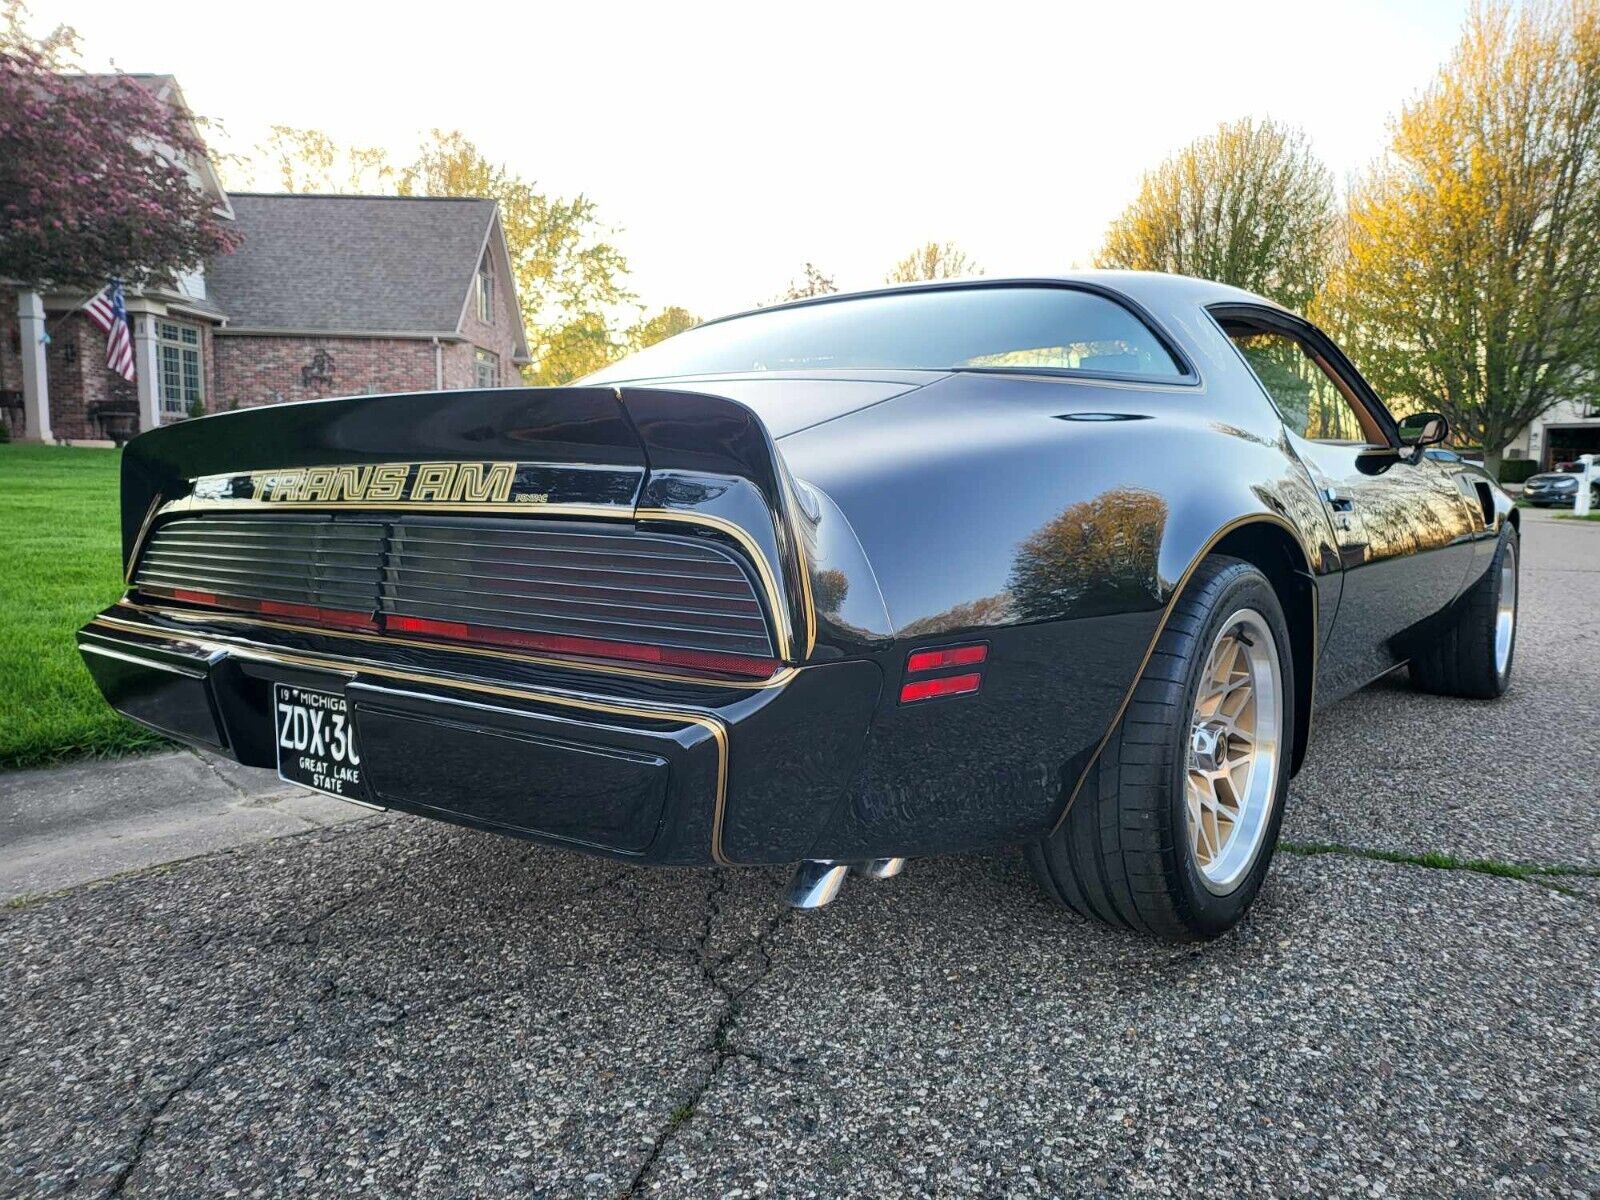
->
[
  {"left": 899, "top": 672, "right": 983, "bottom": 704},
  {"left": 906, "top": 643, "right": 988, "bottom": 673},
  {"left": 901, "top": 642, "right": 987, "bottom": 703}
]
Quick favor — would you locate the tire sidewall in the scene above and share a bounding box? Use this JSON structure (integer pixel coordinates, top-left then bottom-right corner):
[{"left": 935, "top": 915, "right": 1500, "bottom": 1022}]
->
[{"left": 1166, "top": 566, "right": 1295, "bottom": 938}]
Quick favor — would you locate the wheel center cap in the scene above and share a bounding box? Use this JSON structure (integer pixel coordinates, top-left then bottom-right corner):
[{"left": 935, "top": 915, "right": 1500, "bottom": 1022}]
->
[{"left": 1190, "top": 723, "right": 1227, "bottom": 771}]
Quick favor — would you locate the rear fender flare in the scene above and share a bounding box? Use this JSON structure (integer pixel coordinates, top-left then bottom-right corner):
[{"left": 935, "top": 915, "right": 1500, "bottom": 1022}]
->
[{"left": 1047, "top": 510, "right": 1320, "bottom": 836}]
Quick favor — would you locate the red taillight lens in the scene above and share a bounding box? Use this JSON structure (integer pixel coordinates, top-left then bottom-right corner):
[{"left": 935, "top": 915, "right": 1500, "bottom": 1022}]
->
[
  {"left": 256, "top": 599, "right": 379, "bottom": 629},
  {"left": 145, "top": 586, "right": 378, "bottom": 631},
  {"left": 142, "top": 588, "right": 780, "bottom": 679},
  {"left": 899, "top": 672, "right": 983, "bottom": 703},
  {"left": 384, "top": 614, "right": 779, "bottom": 678},
  {"left": 905, "top": 643, "right": 988, "bottom": 673}
]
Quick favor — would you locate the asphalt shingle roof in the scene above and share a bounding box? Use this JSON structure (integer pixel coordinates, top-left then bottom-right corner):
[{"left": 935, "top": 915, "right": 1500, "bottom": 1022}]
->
[{"left": 206, "top": 194, "right": 496, "bottom": 335}]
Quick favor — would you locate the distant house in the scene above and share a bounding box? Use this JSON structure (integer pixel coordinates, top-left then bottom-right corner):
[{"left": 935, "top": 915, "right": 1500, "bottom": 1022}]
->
[
  {"left": 1504, "top": 398, "right": 1600, "bottom": 471},
  {"left": 208, "top": 194, "right": 529, "bottom": 409},
  {"left": 1, "top": 75, "right": 529, "bottom": 445}
]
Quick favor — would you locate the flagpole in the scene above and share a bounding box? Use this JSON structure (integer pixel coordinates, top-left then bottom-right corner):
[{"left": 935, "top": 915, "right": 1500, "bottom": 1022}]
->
[{"left": 41, "top": 287, "right": 109, "bottom": 342}]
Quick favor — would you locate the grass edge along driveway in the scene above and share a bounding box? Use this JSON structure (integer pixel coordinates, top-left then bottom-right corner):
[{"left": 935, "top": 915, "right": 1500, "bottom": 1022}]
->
[{"left": 0, "top": 444, "right": 169, "bottom": 769}]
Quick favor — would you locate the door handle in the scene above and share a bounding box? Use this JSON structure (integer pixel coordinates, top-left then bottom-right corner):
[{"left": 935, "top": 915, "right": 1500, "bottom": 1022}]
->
[{"left": 1323, "top": 487, "right": 1354, "bottom": 513}]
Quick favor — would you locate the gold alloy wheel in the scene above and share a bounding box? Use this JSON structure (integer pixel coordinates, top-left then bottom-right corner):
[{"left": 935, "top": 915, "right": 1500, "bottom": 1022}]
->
[
  {"left": 1494, "top": 539, "right": 1518, "bottom": 678},
  {"left": 1185, "top": 608, "right": 1284, "bottom": 895}
]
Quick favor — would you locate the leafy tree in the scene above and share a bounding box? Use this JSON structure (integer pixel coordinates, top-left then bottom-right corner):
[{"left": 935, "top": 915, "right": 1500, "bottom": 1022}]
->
[
  {"left": 0, "top": 2, "right": 238, "bottom": 290},
  {"left": 884, "top": 240, "right": 980, "bottom": 283},
  {"left": 235, "top": 127, "right": 634, "bottom": 386},
  {"left": 774, "top": 263, "right": 837, "bottom": 302},
  {"left": 898, "top": 592, "right": 1015, "bottom": 638},
  {"left": 812, "top": 567, "right": 849, "bottom": 616},
  {"left": 253, "top": 125, "right": 395, "bottom": 193},
  {"left": 626, "top": 305, "right": 700, "bottom": 351},
  {"left": 1322, "top": 1, "right": 1600, "bottom": 474},
  {"left": 397, "top": 130, "right": 634, "bottom": 385},
  {"left": 1098, "top": 118, "right": 1335, "bottom": 311},
  {"left": 533, "top": 311, "right": 624, "bottom": 385},
  {"left": 1008, "top": 488, "right": 1168, "bottom": 621}
]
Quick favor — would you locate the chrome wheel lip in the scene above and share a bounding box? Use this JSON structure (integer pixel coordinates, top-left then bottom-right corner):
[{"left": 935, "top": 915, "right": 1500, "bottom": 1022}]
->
[
  {"left": 1185, "top": 608, "right": 1284, "bottom": 896},
  {"left": 1494, "top": 540, "right": 1518, "bottom": 679}
]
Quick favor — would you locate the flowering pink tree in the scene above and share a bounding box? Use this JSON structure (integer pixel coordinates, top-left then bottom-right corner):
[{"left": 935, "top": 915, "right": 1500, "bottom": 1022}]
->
[{"left": 0, "top": 6, "right": 238, "bottom": 290}]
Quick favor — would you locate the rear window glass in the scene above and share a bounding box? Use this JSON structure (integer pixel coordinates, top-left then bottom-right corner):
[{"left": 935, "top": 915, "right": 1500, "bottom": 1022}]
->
[{"left": 584, "top": 286, "right": 1185, "bottom": 382}]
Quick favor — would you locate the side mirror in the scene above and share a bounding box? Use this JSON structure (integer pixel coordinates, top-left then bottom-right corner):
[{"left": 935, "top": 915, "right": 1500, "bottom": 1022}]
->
[{"left": 1398, "top": 411, "right": 1449, "bottom": 449}]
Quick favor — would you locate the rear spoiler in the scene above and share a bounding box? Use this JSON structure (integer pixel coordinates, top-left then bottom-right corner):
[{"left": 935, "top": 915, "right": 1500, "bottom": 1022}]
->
[{"left": 120, "top": 385, "right": 816, "bottom": 661}]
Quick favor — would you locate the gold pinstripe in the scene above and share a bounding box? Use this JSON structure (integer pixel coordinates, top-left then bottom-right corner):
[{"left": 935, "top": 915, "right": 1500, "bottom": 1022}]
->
[
  {"left": 792, "top": 509, "right": 818, "bottom": 657},
  {"left": 157, "top": 496, "right": 633, "bottom": 520}
]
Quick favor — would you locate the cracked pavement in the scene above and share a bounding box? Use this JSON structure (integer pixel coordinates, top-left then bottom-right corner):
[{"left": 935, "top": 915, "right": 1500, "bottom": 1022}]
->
[{"left": 2, "top": 512, "right": 1597, "bottom": 1198}]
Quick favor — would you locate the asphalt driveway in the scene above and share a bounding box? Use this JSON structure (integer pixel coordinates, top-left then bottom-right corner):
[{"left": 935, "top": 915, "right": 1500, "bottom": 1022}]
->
[{"left": 2, "top": 511, "right": 1596, "bottom": 1198}]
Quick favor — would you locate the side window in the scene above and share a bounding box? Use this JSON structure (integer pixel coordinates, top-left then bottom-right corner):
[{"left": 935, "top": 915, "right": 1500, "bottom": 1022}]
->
[
  {"left": 476, "top": 254, "right": 494, "bottom": 324},
  {"left": 474, "top": 348, "right": 500, "bottom": 388},
  {"left": 1221, "top": 323, "right": 1378, "bottom": 444}
]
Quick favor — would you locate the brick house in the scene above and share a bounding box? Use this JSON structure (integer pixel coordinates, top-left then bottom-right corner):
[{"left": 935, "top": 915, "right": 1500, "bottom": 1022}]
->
[
  {"left": 207, "top": 194, "right": 530, "bottom": 408},
  {"left": 2, "top": 76, "right": 529, "bottom": 444}
]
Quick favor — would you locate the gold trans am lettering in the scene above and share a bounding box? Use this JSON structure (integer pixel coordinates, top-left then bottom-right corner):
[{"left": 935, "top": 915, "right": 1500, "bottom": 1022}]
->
[{"left": 248, "top": 462, "right": 523, "bottom": 504}]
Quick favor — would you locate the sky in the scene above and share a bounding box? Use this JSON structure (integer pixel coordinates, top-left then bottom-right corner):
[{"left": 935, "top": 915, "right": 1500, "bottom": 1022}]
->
[{"left": 42, "top": 0, "right": 1474, "bottom": 321}]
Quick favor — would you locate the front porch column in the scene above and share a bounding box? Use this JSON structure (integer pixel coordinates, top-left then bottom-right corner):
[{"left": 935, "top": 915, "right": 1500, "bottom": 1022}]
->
[
  {"left": 134, "top": 313, "right": 161, "bottom": 431},
  {"left": 16, "top": 290, "right": 52, "bottom": 443}
]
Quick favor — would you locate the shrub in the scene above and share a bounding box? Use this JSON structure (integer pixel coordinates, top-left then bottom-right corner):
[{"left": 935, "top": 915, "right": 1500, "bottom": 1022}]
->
[{"left": 1498, "top": 459, "right": 1540, "bottom": 484}]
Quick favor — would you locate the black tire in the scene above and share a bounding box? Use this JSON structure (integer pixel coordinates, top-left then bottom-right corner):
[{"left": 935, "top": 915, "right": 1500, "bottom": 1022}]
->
[
  {"left": 1027, "top": 556, "right": 1295, "bottom": 941},
  {"left": 1410, "top": 523, "right": 1520, "bottom": 699}
]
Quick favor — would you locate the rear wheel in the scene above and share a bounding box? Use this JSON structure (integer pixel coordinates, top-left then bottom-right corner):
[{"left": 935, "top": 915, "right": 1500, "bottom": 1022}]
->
[
  {"left": 1027, "top": 557, "right": 1294, "bottom": 940},
  {"left": 1410, "top": 523, "right": 1519, "bottom": 699}
]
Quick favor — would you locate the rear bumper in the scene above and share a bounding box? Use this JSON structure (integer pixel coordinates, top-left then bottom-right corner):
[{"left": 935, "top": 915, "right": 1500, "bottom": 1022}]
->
[{"left": 77, "top": 608, "right": 882, "bottom": 866}]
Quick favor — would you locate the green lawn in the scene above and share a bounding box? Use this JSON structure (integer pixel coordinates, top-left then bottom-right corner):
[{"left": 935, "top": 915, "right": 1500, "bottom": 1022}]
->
[{"left": 0, "top": 444, "right": 170, "bottom": 769}]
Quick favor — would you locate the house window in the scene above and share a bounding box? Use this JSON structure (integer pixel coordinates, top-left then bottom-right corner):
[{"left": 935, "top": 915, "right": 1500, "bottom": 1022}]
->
[
  {"left": 156, "top": 321, "right": 203, "bottom": 416},
  {"left": 476, "top": 254, "right": 494, "bottom": 324},
  {"left": 474, "top": 348, "right": 500, "bottom": 388}
]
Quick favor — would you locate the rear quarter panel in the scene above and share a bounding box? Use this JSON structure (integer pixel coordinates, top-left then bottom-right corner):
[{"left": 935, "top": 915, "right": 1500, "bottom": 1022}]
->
[{"left": 779, "top": 364, "right": 1339, "bottom": 857}]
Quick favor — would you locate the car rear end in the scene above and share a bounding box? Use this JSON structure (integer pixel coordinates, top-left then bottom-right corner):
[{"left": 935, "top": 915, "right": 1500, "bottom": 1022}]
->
[{"left": 78, "top": 385, "right": 883, "bottom": 866}]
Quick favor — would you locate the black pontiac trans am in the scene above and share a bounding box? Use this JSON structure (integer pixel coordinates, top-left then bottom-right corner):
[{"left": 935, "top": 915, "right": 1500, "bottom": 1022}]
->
[{"left": 78, "top": 274, "right": 1521, "bottom": 940}]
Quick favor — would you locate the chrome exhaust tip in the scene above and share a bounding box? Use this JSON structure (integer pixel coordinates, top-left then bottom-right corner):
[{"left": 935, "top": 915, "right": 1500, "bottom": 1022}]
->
[
  {"left": 852, "top": 857, "right": 905, "bottom": 880},
  {"left": 785, "top": 860, "right": 849, "bottom": 909}
]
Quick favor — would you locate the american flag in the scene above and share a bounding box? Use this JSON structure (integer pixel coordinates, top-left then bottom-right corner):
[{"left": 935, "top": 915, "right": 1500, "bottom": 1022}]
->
[{"left": 84, "top": 282, "right": 136, "bottom": 382}]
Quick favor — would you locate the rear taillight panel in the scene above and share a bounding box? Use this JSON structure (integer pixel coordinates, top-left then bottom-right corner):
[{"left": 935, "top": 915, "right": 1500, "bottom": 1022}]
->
[{"left": 133, "top": 515, "right": 782, "bottom": 680}]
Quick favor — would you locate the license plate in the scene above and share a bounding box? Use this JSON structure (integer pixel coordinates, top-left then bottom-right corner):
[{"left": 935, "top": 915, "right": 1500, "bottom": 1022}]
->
[{"left": 274, "top": 683, "right": 362, "bottom": 798}]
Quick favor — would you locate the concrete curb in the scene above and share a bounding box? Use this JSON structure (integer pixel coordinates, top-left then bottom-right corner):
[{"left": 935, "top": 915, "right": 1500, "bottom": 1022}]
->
[{"left": 0, "top": 750, "right": 372, "bottom": 902}]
